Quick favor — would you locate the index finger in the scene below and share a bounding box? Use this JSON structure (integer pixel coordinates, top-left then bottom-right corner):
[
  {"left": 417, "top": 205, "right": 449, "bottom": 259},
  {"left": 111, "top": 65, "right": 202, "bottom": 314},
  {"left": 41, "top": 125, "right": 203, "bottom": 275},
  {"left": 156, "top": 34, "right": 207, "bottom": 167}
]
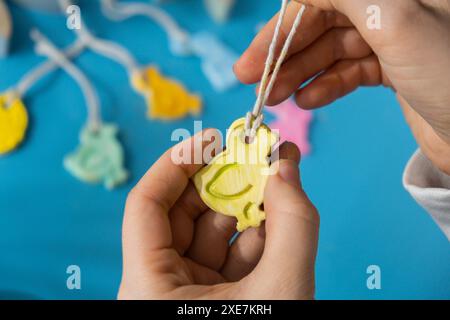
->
[{"left": 234, "top": 1, "right": 351, "bottom": 84}]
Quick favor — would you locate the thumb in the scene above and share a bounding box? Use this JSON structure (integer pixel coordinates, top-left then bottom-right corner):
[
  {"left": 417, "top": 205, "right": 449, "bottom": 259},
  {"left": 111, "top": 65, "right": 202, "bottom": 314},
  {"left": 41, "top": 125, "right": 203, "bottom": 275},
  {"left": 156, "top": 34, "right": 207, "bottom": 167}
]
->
[{"left": 252, "top": 150, "right": 319, "bottom": 298}]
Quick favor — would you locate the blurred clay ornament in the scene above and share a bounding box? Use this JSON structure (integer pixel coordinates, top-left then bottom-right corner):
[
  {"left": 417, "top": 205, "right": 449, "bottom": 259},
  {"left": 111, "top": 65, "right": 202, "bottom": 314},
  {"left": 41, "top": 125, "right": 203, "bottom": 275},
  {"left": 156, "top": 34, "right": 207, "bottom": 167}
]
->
[
  {"left": 131, "top": 67, "right": 202, "bottom": 120},
  {"left": 31, "top": 29, "right": 128, "bottom": 189},
  {"left": 267, "top": 99, "right": 313, "bottom": 155},
  {"left": 189, "top": 32, "right": 238, "bottom": 92},
  {"left": 193, "top": 118, "right": 278, "bottom": 232},
  {"left": 0, "top": 93, "right": 28, "bottom": 155},
  {"left": 0, "top": 0, "right": 12, "bottom": 57},
  {"left": 61, "top": 0, "right": 201, "bottom": 120},
  {"left": 64, "top": 125, "right": 128, "bottom": 189},
  {"left": 204, "top": 0, "right": 235, "bottom": 23},
  {"left": 101, "top": 0, "right": 238, "bottom": 92}
]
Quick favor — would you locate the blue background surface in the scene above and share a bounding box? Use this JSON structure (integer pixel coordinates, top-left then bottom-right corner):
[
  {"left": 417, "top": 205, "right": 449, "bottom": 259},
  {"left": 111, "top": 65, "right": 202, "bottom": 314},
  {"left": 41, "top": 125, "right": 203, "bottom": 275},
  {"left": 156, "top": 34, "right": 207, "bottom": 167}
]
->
[{"left": 0, "top": 0, "right": 449, "bottom": 300}]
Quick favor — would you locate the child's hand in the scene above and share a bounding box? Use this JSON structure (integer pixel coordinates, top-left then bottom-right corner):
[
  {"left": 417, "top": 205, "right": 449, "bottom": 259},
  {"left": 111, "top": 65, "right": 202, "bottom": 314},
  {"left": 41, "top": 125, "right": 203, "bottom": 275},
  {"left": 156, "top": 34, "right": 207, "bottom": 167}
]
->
[
  {"left": 118, "top": 130, "right": 319, "bottom": 300},
  {"left": 234, "top": 0, "right": 450, "bottom": 174}
]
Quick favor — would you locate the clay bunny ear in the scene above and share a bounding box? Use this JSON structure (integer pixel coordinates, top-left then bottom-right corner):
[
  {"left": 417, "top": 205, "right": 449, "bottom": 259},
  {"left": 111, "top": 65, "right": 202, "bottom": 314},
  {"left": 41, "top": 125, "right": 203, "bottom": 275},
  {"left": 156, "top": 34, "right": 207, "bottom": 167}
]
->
[{"left": 223, "top": 118, "right": 277, "bottom": 165}]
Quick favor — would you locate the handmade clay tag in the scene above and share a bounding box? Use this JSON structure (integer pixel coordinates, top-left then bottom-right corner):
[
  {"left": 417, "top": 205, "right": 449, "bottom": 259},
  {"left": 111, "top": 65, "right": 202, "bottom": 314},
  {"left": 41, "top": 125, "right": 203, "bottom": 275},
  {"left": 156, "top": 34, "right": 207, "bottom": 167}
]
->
[
  {"left": 64, "top": 124, "right": 128, "bottom": 189},
  {"left": 193, "top": 118, "right": 278, "bottom": 232},
  {"left": 131, "top": 67, "right": 202, "bottom": 120},
  {"left": 0, "top": 93, "right": 28, "bottom": 155},
  {"left": 189, "top": 32, "right": 238, "bottom": 92}
]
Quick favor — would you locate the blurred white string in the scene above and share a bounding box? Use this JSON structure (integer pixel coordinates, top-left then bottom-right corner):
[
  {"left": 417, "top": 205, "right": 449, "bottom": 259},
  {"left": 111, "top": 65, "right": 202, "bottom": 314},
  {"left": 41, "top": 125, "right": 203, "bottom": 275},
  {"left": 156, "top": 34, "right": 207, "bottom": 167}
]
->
[
  {"left": 60, "top": 0, "right": 140, "bottom": 76},
  {"left": 15, "top": 39, "right": 85, "bottom": 97},
  {"left": 245, "top": 2, "right": 306, "bottom": 142},
  {"left": 31, "top": 29, "right": 102, "bottom": 131},
  {"left": 100, "top": 0, "right": 190, "bottom": 54}
]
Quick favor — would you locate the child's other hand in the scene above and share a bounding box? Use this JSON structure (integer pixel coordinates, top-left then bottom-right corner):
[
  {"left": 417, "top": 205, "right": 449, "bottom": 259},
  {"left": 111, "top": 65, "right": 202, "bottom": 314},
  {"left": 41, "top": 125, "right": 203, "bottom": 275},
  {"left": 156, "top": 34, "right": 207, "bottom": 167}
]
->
[
  {"left": 118, "top": 130, "right": 319, "bottom": 300},
  {"left": 234, "top": 0, "right": 450, "bottom": 174}
]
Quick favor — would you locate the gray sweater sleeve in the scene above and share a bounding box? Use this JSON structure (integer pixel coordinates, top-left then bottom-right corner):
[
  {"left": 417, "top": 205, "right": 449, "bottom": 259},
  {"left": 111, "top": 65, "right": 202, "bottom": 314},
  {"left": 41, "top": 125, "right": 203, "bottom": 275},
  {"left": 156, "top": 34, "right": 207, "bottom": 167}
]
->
[{"left": 403, "top": 150, "right": 450, "bottom": 240}]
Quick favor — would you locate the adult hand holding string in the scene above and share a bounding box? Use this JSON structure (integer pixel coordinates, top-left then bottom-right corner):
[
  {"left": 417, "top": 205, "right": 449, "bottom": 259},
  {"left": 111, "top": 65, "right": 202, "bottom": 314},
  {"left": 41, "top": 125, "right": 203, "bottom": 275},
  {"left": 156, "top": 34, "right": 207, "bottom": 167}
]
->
[{"left": 234, "top": 0, "right": 450, "bottom": 174}]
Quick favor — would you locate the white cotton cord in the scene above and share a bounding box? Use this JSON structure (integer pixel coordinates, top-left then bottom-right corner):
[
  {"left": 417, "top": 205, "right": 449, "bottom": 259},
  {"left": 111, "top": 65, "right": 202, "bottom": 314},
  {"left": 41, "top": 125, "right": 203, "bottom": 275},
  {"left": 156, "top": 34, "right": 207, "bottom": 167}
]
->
[
  {"left": 5, "top": 90, "right": 19, "bottom": 108},
  {"left": 251, "top": 0, "right": 289, "bottom": 119},
  {"left": 31, "top": 29, "right": 102, "bottom": 132},
  {"left": 76, "top": 27, "right": 140, "bottom": 74},
  {"left": 263, "top": 4, "right": 306, "bottom": 105},
  {"left": 245, "top": 2, "right": 307, "bottom": 141},
  {"left": 14, "top": 39, "right": 85, "bottom": 97},
  {"left": 245, "top": 112, "right": 264, "bottom": 144},
  {"left": 60, "top": 0, "right": 140, "bottom": 76},
  {"left": 100, "top": 0, "right": 190, "bottom": 52},
  {"left": 244, "top": 0, "right": 289, "bottom": 139}
]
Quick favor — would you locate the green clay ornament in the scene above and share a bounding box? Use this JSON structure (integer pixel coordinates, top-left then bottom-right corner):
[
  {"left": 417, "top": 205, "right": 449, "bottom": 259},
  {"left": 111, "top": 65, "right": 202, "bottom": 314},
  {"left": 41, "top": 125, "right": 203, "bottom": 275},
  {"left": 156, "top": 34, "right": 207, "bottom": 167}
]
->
[
  {"left": 64, "top": 124, "right": 128, "bottom": 189},
  {"left": 193, "top": 118, "right": 278, "bottom": 232}
]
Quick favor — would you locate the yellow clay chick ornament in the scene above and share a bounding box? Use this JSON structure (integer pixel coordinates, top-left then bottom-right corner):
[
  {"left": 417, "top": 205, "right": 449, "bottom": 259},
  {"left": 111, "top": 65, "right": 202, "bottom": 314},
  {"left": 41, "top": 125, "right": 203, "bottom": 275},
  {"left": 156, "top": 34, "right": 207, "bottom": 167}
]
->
[
  {"left": 0, "top": 92, "right": 28, "bottom": 155},
  {"left": 132, "top": 67, "right": 202, "bottom": 120},
  {"left": 193, "top": 118, "right": 278, "bottom": 232}
]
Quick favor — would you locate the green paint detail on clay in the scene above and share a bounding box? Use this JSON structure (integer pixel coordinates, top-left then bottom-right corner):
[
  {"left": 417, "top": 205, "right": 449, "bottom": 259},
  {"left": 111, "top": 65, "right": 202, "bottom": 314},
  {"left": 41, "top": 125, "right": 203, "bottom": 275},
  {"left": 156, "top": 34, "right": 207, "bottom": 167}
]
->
[
  {"left": 243, "top": 202, "right": 253, "bottom": 220},
  {"left": 206, "top": 163, "right": 253, "bottom": 200},
  {"left": 193, "top": 117, "right": 279, "bottom": 232},
  {"left": 64, "top": 124, "right": 128, "bottom": 190}
]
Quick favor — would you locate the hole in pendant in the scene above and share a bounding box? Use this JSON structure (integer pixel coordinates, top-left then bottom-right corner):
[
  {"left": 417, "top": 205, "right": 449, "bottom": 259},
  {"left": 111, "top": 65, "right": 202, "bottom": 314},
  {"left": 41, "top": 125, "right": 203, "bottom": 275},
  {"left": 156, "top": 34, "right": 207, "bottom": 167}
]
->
[
  {"left": 89, "top": 124, "right": 101, "bottom": 137},
  {"left": 5, "top": 94, "right": 16, "bottom": 109},
  {"left": 243, "top": 132, "right": 256, "bottom": 145}
]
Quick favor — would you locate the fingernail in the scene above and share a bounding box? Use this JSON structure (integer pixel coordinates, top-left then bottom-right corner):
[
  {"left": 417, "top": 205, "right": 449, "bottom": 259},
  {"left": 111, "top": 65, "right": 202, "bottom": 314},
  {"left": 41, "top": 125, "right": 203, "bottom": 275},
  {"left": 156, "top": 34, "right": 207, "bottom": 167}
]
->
[
  {"left": 278, "top": 160, "right": 301, "bottom": 188},
  {"left": 281, "top": 141, "right": 301, "bottom": 163}
]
